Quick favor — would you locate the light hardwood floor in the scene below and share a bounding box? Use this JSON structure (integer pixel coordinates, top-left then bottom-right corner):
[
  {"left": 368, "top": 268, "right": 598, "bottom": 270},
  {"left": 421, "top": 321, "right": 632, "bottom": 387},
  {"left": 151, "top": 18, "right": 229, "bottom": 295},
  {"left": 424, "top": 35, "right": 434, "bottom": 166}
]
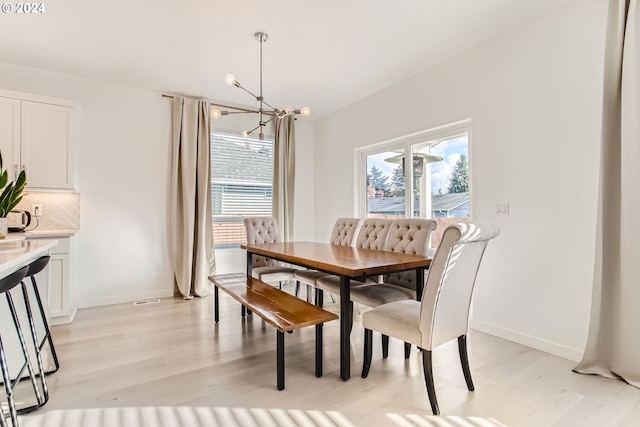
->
[{"left": 17, "top": 284, "right": 640, "bottom": 426}]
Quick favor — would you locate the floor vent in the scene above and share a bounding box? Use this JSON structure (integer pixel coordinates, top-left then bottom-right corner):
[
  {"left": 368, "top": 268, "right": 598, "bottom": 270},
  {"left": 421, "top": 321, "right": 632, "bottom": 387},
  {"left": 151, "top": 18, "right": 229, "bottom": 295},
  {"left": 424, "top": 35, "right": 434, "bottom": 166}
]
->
[{"left": 134, "top": 299, "right": 161, "bottom": 306}]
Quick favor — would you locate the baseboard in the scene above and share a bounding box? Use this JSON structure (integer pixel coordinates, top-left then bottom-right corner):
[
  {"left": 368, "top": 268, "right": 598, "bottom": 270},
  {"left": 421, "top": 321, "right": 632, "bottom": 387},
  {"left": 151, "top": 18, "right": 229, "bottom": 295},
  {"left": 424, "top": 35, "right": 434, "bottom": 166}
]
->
[
  {"left": 469, "top": 318, "right": 584, "bottom": 362},
  {"left": 78, "top": 288, "right": 175, "bottom": 309}
]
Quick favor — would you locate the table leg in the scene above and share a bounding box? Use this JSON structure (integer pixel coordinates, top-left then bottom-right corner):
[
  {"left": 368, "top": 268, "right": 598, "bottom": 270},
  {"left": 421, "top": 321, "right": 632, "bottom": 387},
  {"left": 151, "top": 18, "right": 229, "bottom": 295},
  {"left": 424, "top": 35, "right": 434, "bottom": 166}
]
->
[
  {"left": 416, "top": 268, "right": 425, "bottom": 301},
  {"left": 246, "top": 252, "right": 253, "bottom": 316},
  {"left": 340, "top": 275, "right": 351, "bottom": 381},
  {"left": 214, "top": 286, "right": 219, "bottom": 322},
  {"left": 246, "top": 252, "right": 253, "bottom": 277}
]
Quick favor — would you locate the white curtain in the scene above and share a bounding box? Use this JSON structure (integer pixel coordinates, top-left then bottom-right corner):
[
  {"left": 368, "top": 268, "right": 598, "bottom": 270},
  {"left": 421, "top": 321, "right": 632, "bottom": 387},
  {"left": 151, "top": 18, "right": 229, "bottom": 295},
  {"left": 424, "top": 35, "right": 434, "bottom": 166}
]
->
[
  {"left": 169, "top": 96, "right": 215, "bottom": 298},
  {"left": 272, "top": 116, "right": 296, "bottom": 241},
  {"left": 574, "top": 0, "right": 639, "bottom": 387}
]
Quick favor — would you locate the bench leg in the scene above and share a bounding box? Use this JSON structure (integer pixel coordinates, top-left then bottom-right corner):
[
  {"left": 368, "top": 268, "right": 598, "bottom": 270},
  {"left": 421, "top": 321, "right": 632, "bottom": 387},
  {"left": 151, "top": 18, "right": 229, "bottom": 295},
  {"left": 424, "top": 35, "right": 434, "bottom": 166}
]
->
[
  {"left": 277, "top": 331, "right": 285, "bottom": 390},
  {"left": 316, "top": 323, "right": 323, "bottom": 377},
  {"left": 214, "top": 286, "right": 219, "bottom": 323}
]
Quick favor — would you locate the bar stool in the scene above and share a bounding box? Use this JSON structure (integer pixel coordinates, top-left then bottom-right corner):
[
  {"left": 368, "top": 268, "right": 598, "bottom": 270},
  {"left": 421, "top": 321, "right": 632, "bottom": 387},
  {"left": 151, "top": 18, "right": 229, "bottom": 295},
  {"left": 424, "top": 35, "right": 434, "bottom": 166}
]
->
[
  {"left": 0, "top": 266, "right": 30, "bottom": 427},
  {"left": 12, "top": 257, "right": 54, "bottom": 412},
  {"left": 22, "top": 256, "right": 59, "bottom": 375}
]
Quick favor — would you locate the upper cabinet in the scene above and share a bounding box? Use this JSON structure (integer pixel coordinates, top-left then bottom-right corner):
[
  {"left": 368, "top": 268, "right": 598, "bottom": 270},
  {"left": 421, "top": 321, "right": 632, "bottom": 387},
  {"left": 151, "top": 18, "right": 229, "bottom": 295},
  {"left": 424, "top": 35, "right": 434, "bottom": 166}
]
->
[{"left": 0, "top": 91, "right": 78, "bottom": 190}]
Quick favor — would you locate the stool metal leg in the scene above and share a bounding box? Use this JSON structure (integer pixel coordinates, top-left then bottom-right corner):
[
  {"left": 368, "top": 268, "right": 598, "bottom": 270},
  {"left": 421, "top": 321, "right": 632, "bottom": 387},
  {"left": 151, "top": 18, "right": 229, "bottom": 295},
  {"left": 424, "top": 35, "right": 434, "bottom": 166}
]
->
[
  {"left": 29, "top": 275, "right": 59, "bottom": 374},
  {"left": 0, "top": 336, "right": 19, "bottom": 427},
  {"left": 6, "top": 291, "right": 44, "bottom": 414},
  {"left": 19, "top": 281, "right": 48, "bottom": 407}
]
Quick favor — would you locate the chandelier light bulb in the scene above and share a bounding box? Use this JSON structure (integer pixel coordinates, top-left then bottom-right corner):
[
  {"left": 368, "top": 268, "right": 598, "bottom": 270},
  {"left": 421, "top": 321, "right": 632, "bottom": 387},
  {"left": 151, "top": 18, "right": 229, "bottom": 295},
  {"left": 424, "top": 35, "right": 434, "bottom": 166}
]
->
[
  {"left": 300, "top": 106, "right": 311, "bottom": 117},
  {"left": 242, "top": 130, "right": 250, "bottom": 138},
  {"left": 211, "top": 109, "right": 221, "bottom": 119},
  {"left": 224, "top": 73, "right": 236, "bottom": 86}
]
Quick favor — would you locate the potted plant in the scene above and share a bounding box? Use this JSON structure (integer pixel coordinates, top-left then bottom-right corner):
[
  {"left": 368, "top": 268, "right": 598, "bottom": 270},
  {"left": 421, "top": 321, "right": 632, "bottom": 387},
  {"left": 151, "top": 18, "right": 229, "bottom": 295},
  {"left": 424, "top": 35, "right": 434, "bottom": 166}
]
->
[{"left": 0, "top": 151, "right": 27, "bottom": 239}]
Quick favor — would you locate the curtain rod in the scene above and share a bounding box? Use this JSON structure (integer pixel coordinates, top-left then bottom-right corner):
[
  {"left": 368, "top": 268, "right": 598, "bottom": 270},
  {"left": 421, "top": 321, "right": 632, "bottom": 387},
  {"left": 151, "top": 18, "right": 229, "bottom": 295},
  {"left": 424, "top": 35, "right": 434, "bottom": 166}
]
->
[{"left": 162, "top": 94, "right": 258, "bottom": 114}]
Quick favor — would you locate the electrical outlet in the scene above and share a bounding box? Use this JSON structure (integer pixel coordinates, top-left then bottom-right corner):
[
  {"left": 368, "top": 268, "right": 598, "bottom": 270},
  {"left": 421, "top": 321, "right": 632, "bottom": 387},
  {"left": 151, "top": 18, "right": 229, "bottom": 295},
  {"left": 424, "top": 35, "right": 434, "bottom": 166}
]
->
[{"left": 33, "top": 204, "right": 43, "bottom": 217}]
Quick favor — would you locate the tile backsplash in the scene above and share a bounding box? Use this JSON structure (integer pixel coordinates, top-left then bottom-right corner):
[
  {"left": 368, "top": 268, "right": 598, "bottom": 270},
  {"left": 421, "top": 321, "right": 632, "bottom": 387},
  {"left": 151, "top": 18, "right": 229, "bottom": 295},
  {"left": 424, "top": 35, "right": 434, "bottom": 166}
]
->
[{"left": 15, "top": 191, "right": 80, "bottom": 231}]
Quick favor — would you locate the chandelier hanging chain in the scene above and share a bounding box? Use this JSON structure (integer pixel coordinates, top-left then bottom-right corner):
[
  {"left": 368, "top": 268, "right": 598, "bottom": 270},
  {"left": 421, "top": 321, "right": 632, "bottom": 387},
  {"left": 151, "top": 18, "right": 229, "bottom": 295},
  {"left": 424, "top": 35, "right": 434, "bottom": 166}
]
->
[{"left": 210, "top": 31, "right": 311, "bottom": 140}]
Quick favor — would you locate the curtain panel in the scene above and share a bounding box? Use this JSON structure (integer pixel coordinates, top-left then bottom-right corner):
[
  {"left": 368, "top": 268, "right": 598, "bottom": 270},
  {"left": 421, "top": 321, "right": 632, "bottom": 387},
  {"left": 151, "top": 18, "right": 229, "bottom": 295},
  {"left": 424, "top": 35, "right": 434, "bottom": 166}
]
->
[
  {"left": 574, "top": 0, "right": 639, "bottom": 388},
  {"left": 273, "top": 116, "right": 296, "bottom": 241},
  {"left": 170, "top": 96, "right": 215, "bottom": 298}
]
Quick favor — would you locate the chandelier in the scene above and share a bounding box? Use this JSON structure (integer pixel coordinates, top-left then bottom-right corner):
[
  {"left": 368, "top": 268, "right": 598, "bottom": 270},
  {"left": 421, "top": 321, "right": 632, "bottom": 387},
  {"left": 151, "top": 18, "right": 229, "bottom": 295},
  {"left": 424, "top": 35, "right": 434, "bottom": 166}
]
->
[{"left": 210, "top": 32, "right": 311, "bottom": 140}]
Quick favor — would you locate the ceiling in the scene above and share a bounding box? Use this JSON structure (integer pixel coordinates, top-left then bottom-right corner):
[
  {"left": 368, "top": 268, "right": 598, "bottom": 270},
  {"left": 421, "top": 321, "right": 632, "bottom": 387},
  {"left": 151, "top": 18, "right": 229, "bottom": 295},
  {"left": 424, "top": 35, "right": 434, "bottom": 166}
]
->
[{"left": 0, "top": 0, "right": 578, "bottom": 118}]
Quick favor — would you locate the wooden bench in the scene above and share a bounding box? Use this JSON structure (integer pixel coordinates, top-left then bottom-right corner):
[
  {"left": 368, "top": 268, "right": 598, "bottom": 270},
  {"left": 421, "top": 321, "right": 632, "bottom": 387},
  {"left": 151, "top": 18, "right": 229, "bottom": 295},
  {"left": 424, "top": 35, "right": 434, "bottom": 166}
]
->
[{"left": 208, "top": 273, "right": 339, "bottom": 390}]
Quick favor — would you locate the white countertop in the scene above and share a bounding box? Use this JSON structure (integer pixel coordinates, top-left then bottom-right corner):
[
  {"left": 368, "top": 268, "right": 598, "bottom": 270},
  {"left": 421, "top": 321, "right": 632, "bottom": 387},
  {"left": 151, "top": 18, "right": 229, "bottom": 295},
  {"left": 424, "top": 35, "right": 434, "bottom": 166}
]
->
[
  {"left": 11, "top": 229, "right": 78, "bottom": 238},
  {"left": 0, "top": 238, "right": 58, "bottom": 277}
]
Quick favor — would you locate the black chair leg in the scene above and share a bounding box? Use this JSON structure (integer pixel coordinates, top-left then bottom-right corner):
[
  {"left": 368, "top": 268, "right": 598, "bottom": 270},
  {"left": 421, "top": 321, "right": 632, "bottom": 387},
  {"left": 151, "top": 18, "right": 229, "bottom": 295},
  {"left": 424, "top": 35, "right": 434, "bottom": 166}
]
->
[
  {"left": 404, "top": 342, "right": 411, "bottom": 359},
  {"left": 382, "top": 335, "right": 389, "bottom": 358},
  {"left": 458, "top": 335, "right": 475, "bottom": 391},
  {"left": 362, "top": 328, "right": 373, "bottom": 378},
  {"left": 422, "top": 349, "right": 440, "bottom": 415}
]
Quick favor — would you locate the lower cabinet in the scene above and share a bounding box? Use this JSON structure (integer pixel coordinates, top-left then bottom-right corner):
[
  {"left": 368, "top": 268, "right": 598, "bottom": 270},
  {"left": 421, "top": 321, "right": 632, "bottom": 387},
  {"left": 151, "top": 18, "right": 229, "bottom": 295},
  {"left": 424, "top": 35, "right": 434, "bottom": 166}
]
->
[{"left": 28, "top": 235, "right": 76, "bottom": 325}]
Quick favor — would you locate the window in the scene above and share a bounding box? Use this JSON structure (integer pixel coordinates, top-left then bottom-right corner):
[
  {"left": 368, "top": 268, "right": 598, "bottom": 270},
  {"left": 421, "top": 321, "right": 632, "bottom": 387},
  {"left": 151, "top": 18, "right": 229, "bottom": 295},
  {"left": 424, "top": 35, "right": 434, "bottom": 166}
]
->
[
  {"left": 210, "top": 130, "right": 274, "bottom": 248},
  {"left": 358, "top": 121, "right": 471, "bottom": 249}
]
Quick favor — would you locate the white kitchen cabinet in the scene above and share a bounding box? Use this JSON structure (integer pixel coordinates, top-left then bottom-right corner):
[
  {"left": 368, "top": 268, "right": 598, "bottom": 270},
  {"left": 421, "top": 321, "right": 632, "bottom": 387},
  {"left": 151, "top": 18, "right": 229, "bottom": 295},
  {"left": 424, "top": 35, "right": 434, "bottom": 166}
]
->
[
  {"left": 29, "top": 236, "right": 77, "bottom": 325},
  {"left": 0, "top": 90, "right": 78, "bottom": 189}
]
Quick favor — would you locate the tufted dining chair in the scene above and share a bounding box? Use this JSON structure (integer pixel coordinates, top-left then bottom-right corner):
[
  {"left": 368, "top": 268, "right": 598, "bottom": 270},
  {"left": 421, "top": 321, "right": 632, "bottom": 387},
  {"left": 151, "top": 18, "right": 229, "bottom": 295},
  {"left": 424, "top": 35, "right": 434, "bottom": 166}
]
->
[
  {"left": 293, "top": 218, "right": 363, "bottom": 302},
  {"left": 316, "top": 217, "right": 394, "bottom": 303},
  {"left": 361, "top": 222, "right": 500, "bottom": 415},
  {"left": 243, "top": 216, "right": 301, "bottom": 296},
  {"left": 349, "top": 218, "right": 436, "bottom": 357}
]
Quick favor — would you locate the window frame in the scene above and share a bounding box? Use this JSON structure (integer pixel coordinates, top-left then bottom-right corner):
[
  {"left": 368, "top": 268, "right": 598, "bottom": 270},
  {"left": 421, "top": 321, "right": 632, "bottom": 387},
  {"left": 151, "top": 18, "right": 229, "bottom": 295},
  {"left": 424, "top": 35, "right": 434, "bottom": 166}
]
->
[
  {"left": 210, "top": 127, "right": 275, "bottom": 249},
  {"left": 354, "top": 119, "right": 472, "bottom": 220}
]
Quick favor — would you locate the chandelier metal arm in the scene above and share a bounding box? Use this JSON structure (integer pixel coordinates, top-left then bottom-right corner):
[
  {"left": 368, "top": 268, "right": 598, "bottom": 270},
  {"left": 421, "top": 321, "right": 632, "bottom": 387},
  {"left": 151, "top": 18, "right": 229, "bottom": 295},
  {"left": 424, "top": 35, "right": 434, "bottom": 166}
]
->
[{"left": 212, "top": 31, "right": 310, "bottom": 140}]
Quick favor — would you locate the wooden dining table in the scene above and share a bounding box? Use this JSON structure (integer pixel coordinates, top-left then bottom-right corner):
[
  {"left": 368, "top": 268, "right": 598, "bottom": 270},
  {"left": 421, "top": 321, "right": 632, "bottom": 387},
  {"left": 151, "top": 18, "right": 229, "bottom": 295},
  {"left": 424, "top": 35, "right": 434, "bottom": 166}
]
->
[{"left": 241, "top": 241, "right": 431, "bottom": 381}]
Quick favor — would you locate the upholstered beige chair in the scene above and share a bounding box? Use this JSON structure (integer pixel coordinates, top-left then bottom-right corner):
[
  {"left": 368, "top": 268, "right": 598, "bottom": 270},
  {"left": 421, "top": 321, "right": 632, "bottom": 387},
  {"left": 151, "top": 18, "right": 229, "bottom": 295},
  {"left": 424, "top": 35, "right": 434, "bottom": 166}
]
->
[
  {"left": 316, "top": 217, "right": 394, "bottom": 298},
  {"left": 293, "top": 218, "right": 363, "bottom": 302},
  {"left": 345, "top": 218, "right": 435, "bottom": 357},
  {"left": 361, "top": 222, "right": 500, "bottom": 415},
  {"left": 243, "top": 216, "right": 300, "bottom": 295}
]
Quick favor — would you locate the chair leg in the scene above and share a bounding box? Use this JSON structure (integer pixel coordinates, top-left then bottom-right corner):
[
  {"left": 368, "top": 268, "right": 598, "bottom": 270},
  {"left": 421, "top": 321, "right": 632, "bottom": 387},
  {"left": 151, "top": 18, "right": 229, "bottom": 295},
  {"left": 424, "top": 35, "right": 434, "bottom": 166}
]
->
[
  {"left": 307, "top": 285, "right": 313, "bottom": 303},
  {"left": 295, "top": 281, "right": 300, "bottom": 298},
  {"left": 458, "top": 335, "right": 475, "bottom": 391},
  {"left": 422, "top": 349, "right": 440, "bottom": 415},
  {"left": 362, "top": 328, "right": 373, "bottom": 378},
  {"left": 404, "top": 342, "right": 411, "bottom": 359},
  {"left": 382, "top": 335, "right": 389, "bottom": 358}
]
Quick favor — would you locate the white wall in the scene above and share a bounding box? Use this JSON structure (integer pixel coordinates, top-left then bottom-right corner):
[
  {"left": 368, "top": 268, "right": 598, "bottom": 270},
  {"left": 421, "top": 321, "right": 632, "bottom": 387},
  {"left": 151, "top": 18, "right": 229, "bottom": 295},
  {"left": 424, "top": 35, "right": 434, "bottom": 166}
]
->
[
  {"left": 0, "top": 62, "right": 315, "bottom": 307},
  {"left": 313, "top": 0, "right": 607, "bottom": 360}
]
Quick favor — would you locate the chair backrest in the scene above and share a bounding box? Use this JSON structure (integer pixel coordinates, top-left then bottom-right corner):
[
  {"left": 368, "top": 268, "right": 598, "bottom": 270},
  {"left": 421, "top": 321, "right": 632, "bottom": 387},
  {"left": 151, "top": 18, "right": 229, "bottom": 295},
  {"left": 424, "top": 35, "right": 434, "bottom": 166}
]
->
[
  {"left": 329, "top": 218, "right": 363, "bottom": 247},
  {"left": 354, "top": 218, "right": 393, "bottom": 250},
  {"left": 419, "top": 222, "right": 499, "bottom": 350},
  {"left": 243, "top": 216, "right": 281, "bottom": 267},
  {"left": 382, "top": 218, "right": 437, "bottom": 290}
]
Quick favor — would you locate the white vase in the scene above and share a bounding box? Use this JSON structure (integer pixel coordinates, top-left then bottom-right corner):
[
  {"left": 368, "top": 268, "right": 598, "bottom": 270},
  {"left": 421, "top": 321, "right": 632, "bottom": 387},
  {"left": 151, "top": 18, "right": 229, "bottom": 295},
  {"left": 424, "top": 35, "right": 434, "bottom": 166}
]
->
[{"left": 0, "top": 218, "right": 7, "bottom": 239}]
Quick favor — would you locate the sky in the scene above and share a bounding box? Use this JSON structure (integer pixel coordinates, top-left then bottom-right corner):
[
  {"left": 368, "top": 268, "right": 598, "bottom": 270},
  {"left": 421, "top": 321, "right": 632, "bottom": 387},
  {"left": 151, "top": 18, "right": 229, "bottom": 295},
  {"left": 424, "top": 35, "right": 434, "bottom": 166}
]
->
[{"left": 367, "top": 135, "right": 468, "bottom": 194}]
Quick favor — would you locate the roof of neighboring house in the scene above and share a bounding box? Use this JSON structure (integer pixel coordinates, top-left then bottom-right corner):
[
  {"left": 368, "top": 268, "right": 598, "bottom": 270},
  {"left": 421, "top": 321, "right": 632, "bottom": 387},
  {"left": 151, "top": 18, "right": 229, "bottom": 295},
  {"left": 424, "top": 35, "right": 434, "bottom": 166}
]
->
[
  {"left": 368, "top": 192, "right": 469, "bottom": 213},
  {"left": 432, "top": 192, "right": 469, "bottom": 212},
  {"left": 210, "top": 133, "right": 273, "bottom": 185}
]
